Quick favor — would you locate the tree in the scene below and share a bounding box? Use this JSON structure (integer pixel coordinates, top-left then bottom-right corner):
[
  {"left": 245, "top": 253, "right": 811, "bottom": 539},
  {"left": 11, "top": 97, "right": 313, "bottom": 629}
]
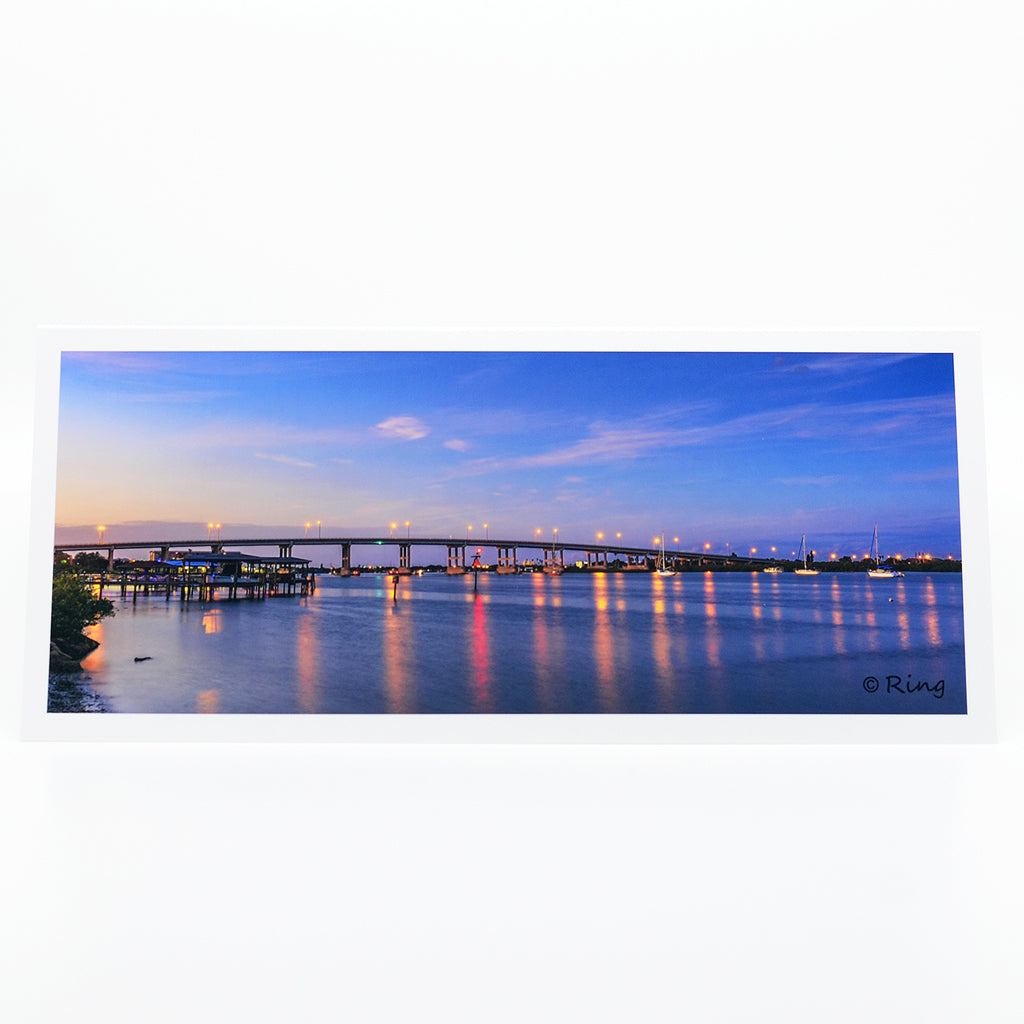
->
[
  {"left": 50, "top": 573, "right": 114, "bottom": 642},
  {"left": 73, "top": 551, "right": 109, "bottom": 572}
]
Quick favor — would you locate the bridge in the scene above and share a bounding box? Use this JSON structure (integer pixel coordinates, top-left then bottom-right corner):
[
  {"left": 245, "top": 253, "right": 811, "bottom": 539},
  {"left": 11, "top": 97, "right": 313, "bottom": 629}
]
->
[{"left": 54, "top": 534, "right": 775, "bottom": 574}]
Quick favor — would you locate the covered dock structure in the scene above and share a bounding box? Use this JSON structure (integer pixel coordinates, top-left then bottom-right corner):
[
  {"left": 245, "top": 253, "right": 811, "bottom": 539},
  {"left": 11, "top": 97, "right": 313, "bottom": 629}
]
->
[{"left": 84, "top": 550, "right": 316, "bottom": 602}]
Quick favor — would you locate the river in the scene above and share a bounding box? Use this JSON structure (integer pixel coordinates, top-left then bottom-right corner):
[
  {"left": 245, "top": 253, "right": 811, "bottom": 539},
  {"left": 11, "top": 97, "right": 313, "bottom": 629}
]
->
[{"left": 65, "top": 570, "right": 967, "bottom": 714}]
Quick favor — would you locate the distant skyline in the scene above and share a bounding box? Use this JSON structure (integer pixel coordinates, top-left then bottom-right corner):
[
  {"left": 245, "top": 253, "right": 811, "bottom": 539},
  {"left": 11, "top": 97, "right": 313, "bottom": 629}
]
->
[{"left": 53, "top": 349, "right": 964, "bottom": 560}]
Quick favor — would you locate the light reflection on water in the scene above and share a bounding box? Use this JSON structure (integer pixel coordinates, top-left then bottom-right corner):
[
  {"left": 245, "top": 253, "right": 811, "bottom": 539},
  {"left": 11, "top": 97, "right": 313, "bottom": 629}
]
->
[
  {"left": 830, "top": 576, "right": 846, "bottom": 656},
  {"left": 592, "top": 574, "right": 619, "bottom": 713},
  {"left": 650, "top": 578, "right": 673, "bottom": 712},
  {"left": 296, "top": 609, "right": 320, "bottom": 713},
  {"left": 470, "top": 593, "right": 493, "bottom": 712},
  {"left": 73, "top": 571, "right": 968, "bottom": 715},
  {"left": 382, "top": 600, "right": 413, "bottom": 714},
  {"left": 702, "top": 574, "right": 722, "bottom": 669},
  {"left": 196, "top": 689, "right": 220, "bottom": 714},
  {"left": 924, "top": 577, "right": 941, "bottom": 646}
]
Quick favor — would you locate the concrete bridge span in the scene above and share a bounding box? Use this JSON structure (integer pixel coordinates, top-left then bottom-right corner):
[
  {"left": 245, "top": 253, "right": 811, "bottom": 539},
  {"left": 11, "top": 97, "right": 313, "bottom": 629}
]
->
[{"left": 55, "top": 534, "right": 775, "bottom": 573}]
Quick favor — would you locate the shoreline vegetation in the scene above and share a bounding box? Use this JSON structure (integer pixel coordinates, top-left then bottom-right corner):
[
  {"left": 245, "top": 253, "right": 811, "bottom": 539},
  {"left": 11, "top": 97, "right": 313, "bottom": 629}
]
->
[{"left": 48, "top": 567, "right": 114, "bottom": 712}]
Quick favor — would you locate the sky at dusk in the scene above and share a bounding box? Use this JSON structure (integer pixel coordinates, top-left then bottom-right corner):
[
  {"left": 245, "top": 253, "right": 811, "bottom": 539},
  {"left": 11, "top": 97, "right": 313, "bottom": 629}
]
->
[{"left": 52, "top": 349, "right": 963, "bottom": 560}]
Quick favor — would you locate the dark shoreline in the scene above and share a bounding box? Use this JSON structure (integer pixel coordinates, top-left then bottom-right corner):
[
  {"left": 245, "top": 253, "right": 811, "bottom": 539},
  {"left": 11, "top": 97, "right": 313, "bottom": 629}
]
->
[
  {"left": 47, "top": 671, "right": 108, "bottom": 712},
  {"left": 47, "top": 634, "right": 108, "bottom": 712}
]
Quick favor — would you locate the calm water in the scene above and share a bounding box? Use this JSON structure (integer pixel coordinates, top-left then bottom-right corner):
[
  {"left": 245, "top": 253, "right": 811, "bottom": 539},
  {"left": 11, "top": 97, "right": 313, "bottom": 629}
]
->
[{"left": 71, "top": 571, "right": 967, "bottom": 715}]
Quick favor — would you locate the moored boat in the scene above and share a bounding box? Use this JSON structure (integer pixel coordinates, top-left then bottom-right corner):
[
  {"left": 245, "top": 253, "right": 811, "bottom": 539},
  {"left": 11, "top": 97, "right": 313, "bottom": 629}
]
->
[
  {"left": 654, "top": 535, "right": 677, "bottom": 576},
  {"left": 867, "top": 523, "right": 904, "bottom": 577},
  {"left": 793, "top": 534, "right": 819, "bottom": 575}
]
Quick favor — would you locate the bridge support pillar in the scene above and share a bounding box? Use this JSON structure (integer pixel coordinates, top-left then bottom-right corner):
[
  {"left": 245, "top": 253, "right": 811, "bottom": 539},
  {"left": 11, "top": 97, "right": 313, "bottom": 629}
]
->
[
  {"left": 106, "top": 547, "right": 115, "bottom": 570},
  {"left": 543, "top": 547, "right": 564, "bottom": 571},
  {"left": 279, "top": 543, "right": 293, "bottom": 558},
  {"left": 340, "top": 544, "right": 351, "bottom": 572},
  {"left": 447, "top": 545, "right": 466, "bottom": 574},
  {"left": 496, "top": 546, "right": 517, "bottom": 574},
  {"left": 399, "top": 543, "right": 412, "bottom": 573}
]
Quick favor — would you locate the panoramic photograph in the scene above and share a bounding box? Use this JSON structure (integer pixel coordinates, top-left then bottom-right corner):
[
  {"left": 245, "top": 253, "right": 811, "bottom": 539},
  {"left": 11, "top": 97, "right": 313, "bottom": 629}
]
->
[{"left": 47, "top": 347, "right": 967, "bottom": 715}]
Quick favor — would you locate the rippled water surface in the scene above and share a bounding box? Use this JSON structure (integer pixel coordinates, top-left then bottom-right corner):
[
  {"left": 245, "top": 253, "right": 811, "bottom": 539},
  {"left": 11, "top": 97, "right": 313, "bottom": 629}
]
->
[{"left": 73, "top": 571, "right": 968, "bottom": 714}]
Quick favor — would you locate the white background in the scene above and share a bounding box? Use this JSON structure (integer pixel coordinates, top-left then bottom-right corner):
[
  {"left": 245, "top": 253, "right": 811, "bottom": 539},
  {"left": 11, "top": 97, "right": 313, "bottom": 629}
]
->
[{"left": 2, "top": 3, "right": 1021, "bottom": 1021}]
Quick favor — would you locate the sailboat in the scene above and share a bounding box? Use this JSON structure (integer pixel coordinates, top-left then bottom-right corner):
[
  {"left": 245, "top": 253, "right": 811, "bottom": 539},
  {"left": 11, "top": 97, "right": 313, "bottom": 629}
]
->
[
  {"left": 866, "top": 523, "right": 903, "bottom": 578},
  {"left": 793, "top": 534, "right": 819, "bottom": 575},
  {"left": 654, "top": 536, "right": 677, "bottom": 576}
]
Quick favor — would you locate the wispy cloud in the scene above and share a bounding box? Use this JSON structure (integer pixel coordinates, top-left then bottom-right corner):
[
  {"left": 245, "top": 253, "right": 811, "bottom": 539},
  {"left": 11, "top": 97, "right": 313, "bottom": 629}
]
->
[
  {"left": 516, "top": 427, "right": 684, "bottom": 467},
  {"left": 376, "top": 416, "right": 429, "bottom": 441},
  {"left": 768, "top": 353, "right": 920, "bottom": 385},
  {"left": 657, "top": 395, "right": 954, "bottom": 449},
  {"left": 444, "top": 439, "right": 469, "bottom": 452},
  {"left": 254, "top": 452, "right": 317, "bottom": 469},
  {"left": 438, "top": 393, "right": 955, "bottom": 482}
]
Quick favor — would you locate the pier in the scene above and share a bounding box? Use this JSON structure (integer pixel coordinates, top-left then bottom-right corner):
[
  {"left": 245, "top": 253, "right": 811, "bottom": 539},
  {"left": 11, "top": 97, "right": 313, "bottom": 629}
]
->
[{"left": 76, "top": 551, "right": 316, "bottom": 602}]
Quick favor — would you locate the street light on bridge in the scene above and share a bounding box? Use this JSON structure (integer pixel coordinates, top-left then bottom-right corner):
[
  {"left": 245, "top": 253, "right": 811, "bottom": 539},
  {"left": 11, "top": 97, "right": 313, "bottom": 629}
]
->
[
  {"left": 405, "top": 521, "right": 411, "bottom": 538},
  {"left": 305, "top": 521, "right": 311, "bottom": 538},
  {"left": 97, "top": 525, "right": 105, "bottom": 545},
  {"left": 317, "top": 520, "right": 322, "bottom": 539}
]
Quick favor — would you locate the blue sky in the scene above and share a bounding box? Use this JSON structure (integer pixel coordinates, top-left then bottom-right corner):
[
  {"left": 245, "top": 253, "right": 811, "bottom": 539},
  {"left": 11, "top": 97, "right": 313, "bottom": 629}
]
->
[{"left": 53, "top": 349, "right": 963, "bottom": 559}]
